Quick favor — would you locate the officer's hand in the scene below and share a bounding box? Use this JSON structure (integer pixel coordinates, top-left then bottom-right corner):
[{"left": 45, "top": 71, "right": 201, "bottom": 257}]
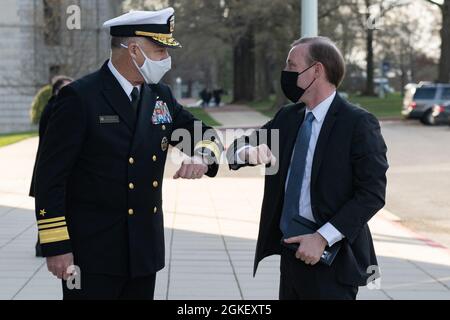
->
[
  {"left": 46, "top": 253, "right": 74, "bottom": 280},
  {"left": 240, "top": 144, "right": 277, "bottom": 166},
  {"left": 174, "top": 156, "right": 208, "bottom": 179}
]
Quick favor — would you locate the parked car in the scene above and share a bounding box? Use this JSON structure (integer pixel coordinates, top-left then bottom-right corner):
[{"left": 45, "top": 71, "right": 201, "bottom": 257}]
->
[
  {"left": 402, "top": 82, "right": 450, "bottom": 125},
  {"left": 428, "top": 102, "right": 450, "bottom": 126}
]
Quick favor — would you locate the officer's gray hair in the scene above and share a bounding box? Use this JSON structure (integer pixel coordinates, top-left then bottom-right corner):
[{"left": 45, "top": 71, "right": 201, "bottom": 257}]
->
[{"left": 111, "top": 36, "right": 145, "bottom": 50}]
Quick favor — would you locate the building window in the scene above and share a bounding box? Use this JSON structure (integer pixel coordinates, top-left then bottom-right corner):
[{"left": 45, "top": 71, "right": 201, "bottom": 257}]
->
[{"left": 43, "top": 0, "right": 62, "bottom": 46}]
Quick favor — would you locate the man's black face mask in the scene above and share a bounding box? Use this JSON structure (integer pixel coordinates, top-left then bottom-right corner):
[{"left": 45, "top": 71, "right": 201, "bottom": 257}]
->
[{"left": 280, "top": 63, "right": 317, "bottom": 103}]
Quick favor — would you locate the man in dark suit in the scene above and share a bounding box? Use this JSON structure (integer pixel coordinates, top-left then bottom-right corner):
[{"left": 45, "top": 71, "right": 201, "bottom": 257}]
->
[
  {"left": 227, "top": 36, "right": 388, "bottom": 300},
  {"left": 34, "top": 8, "right": 222, "bottom": 300}
]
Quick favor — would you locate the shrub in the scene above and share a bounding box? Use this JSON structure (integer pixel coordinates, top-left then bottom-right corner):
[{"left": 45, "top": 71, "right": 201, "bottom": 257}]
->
[{"left": 30, "top": 85, "right": 52, "bottom": 125}]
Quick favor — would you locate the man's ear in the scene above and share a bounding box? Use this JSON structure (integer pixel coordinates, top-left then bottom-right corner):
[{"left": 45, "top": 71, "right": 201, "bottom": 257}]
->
[
  {"left": 128, "top": 42, "right": 139, "bottom": 60},
  {"left": 316, "top": 62, "right": 325, "bottom": 79}
]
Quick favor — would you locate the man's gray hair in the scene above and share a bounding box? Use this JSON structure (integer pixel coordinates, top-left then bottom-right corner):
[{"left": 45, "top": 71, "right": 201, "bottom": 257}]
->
[{"left": 111, "top": 36, "right": 145, "bottom": 50}]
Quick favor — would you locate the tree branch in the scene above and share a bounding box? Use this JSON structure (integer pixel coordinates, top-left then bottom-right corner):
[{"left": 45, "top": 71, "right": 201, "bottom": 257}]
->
[{"left": 423, "top": 0, "right": 443, "bottom": 8}]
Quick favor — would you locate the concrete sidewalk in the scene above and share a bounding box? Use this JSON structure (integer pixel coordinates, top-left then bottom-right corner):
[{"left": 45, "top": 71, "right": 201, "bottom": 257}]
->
[
  {"left": 205, "top": 104, "right": 271, "bottom": 129},
  {"left": 0, "top": 138, "right": 450, "bottom": 300}
]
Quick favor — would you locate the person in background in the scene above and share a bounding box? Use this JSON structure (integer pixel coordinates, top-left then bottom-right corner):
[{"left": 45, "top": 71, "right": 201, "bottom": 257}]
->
[
  {"left": 200, "top": 88, "right": 212, "bottom": 108},
  {"left": 213, "top": 88, "right": 224, "bottom": 107},
  {"left": 29, "top": 75, "right": 73, "bottom": 257}
]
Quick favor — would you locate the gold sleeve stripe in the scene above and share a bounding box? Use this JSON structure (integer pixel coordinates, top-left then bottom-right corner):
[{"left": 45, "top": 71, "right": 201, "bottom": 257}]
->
[
  {"left": 38, "top": 221, "right": 66, "bottom": 230},
  {"left": 37, "top": 217, "right": 65, "bottom": 225},
  {"left": 39, "top": 227, "right": 70, "bottom": 244},
  {"left": 195, "top": 140, "right": 221, "bottom": 158}
]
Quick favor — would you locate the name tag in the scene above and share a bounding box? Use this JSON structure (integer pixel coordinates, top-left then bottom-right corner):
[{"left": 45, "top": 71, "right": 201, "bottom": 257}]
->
[{"left": 99, "top": 115, "right": 120, "bottom": 124}]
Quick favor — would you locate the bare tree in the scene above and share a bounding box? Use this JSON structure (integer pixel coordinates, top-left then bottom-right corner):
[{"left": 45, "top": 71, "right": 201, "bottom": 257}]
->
[
  {"left": 3, "top": 0, "right": 119, "bottom": 95},
  {"left": 348, "top": 0, "right": 411, "bottom": 96},
  {"left": 424, "top": 0, "right": 450, "bottom": 83}
]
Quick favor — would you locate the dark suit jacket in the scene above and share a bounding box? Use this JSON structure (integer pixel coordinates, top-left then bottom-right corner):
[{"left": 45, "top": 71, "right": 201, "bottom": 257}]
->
[
  {"left": 35, "top": 61, "right": 222, "bottom": 278},
  {"left": 227, "top": 93, "right": 388, "bottom": 286}
]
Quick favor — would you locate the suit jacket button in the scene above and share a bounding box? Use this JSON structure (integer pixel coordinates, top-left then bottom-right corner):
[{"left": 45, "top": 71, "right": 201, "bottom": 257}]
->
[
  {"left": 129, "top": 157, "right": 135, "bottom": 164},
  {"left": 129, "top": 183, "right": 135, "bottom": 190},
  {"left": 162, "top": 125, "right": 166, "bottom": 131},
  {"left": 152, "top": 155, "right": 157, "bottom": 162},
  {"left": 128, "top": 209, "right": 134, "bottom": 215},
  {"left": 154, "top": 207, "right": 157, "bottom": 214},
  {"left": 153, "top": 181, "right": 159, "bottom": 188}
]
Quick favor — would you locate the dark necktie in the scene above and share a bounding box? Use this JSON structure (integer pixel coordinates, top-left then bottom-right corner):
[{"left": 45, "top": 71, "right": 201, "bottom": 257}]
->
[
  {"left": 130, "top": 87, "right": 140, "bottom": 115},
  {"left": 280, "top": 112, "right": 315, "bottom": 236}
]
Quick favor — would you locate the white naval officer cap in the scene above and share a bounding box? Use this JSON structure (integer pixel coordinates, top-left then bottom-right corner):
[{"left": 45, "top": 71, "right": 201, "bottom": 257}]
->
[{"left": 103, "top": 7, "right": 181, "bottom": 48}]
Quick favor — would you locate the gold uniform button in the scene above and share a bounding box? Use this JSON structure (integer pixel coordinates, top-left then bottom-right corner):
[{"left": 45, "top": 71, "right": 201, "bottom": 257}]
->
[
  {"left": 128, "top": 209, "right": 134, "bottom": 215},
  {"left": 129, "top": 183, "right": 135, "bottom": 190},
  {"left": 152, "top": 155, "right": 157, "bottom": 162},
  {"left": 161, "top": 125, "right": 166, "bottom": 131},
  {"left": 153, "top": 181, "right": 159, "bottom": 188},
  {"left": 129, "top": 157, "right": 135, "bottom": 164},
  {"left": 154, "top": 207, "right": 158, "bottom": 214}
]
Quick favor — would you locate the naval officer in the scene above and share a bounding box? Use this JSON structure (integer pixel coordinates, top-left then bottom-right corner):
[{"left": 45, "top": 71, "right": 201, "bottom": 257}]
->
[{"left": 34, "top": 7, "right": 223, "bottom": 300}]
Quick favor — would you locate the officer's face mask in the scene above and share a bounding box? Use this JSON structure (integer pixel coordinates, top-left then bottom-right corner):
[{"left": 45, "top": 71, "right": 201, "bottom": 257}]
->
[
  {"left": 121, "top": 43, "right": 172, "bottom": 84},
  {"left": 280, "top": 63, "right": 317, "bottom": 103}
]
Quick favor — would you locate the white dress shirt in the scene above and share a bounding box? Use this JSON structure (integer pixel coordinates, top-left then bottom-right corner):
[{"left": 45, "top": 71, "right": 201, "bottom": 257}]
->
[
  {"left": 107, "top": 60, "right": 141, "bottom": 101},
  {"left": 236, "top": 91, "right": 344, "bottom": 247},
  {"left": 286, "top": 91, "right": 344, "bottom": 247}
]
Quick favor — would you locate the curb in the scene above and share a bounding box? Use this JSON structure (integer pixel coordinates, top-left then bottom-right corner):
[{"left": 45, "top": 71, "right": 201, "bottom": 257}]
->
[{"left": 379, "top": 208, "right": 450, "bottom": 256}]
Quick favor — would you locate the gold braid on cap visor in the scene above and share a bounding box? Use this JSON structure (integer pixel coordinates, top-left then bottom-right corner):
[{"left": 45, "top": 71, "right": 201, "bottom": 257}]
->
[{"left": 134, "top": 31, "right": 180, "bottom": 47}]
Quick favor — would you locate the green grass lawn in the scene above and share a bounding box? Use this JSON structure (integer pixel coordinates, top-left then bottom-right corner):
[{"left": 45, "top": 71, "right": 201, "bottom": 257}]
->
[
  {"left": 249, "top": 95, "right": 278, "bottom": 118},
  {"left": 0, "top": 131, "right": 38, "bottom": 148},
  {"left": 248, "top": 93, "right": 403, "bottom": 120},
  {"left": 348, "top": 93, "right": 403, "bottom": 119},
  {"left": 188, "top": 107, "right": 222, "bottom": 127},
  {"left": 0, "top": 109, "right": 220, "bottom": 149}
]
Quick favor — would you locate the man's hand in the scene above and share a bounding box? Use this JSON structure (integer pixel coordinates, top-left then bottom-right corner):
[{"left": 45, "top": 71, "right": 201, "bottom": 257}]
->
[
  {"left": 174, "top": 156, "right": 208, "bottom": 179},
  {"left": 284, "top": 232, "right": 328, "bottom": 266},
  {"left": 240, "top": 144, "right": 277, "bottom": 166},
  {"left": 46, "top": 253, "right": 74, "bottom": 280}
]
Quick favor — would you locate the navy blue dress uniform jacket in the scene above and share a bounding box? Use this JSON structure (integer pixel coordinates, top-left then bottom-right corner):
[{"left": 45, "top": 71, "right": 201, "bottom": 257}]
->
[
  {"left": 29, "top": 96, "right": 57, "bottom": 198},
  {"left": 227, "top": 93, "right": 388, "bottom": 286},
  {"left": 34, "top": 61, "right": 222, "bottom": 278}
]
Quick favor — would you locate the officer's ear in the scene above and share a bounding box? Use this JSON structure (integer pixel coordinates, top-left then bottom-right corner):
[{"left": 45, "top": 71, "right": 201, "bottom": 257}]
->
[
  {"left": 128, "top": 42, "right": 140, "bottom": 61},
  {"left": 128, "top": 42, "right": 147, "bottom": 68}
]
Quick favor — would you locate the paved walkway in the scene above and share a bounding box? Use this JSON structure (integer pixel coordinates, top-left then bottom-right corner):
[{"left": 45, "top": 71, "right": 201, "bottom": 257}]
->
[
  {"left": 1, "top": 137, "right": 450, "bottom": 300},
  {"left": 205, "top": 104, "right": 271, "bottom": 129}
]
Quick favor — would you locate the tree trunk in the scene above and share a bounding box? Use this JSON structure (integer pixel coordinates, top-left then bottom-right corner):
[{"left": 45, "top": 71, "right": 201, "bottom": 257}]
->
[
  {"left": 233, "top": 27, "right": 255, "bottom": 103},
  {"left": 187, "top": 79, "right": 193, "bottom": 98},
  {"left": 254, "top": 50, "right": 271, "bottom": 101},
  {"left": 364, "top": 15, "right": 376, "bottom": 95},
  {"left": 437, "top": 0, "right": 450, "bottom": 83}
]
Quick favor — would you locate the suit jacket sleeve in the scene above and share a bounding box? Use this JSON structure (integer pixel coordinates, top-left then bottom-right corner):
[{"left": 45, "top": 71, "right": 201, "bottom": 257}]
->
[
  {"left": 227, "top": 109, "right": 282, "bottom": 171},
  {"left": 329, "top": 113, "right": 389, "bottom": 243},
  {"left": 167, "top": 88, "right": 223, "bottom": 178},
  {"left": 34, "top": 85, "right": 87, "bottom": 257}
]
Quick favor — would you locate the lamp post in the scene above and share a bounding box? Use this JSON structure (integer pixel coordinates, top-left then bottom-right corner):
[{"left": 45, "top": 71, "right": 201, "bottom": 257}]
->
[
  {"left": 175, "top": 77, "right": 182, "bottom": 101},
  {"left": 301, "top": 0, "right": 318, "bottom": 37}
]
